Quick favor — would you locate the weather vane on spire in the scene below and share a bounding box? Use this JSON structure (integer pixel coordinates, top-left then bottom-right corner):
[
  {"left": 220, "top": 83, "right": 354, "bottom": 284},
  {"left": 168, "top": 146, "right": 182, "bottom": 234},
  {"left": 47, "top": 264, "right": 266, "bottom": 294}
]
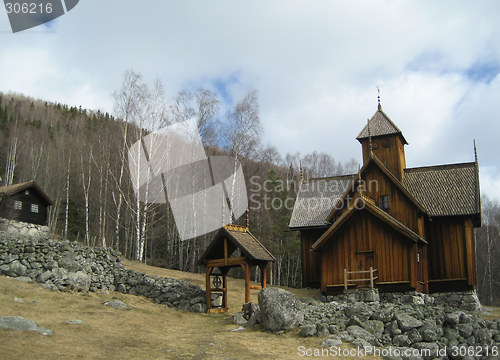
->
[{"left": 377, "top": 86, "right": 381, "bottom": 110}]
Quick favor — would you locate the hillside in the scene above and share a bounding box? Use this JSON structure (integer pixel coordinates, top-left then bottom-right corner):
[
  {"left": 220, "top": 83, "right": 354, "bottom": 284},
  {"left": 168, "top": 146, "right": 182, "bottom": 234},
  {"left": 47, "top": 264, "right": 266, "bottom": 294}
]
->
[
  {"left": 0, "top": 265, "right": 382, "bottom": 360},
  {"left": 0, "top": 90, "right": 304, "bottom": 287},
  {"left": 1, "top": 89, "right": 500, "bottom": 306}
]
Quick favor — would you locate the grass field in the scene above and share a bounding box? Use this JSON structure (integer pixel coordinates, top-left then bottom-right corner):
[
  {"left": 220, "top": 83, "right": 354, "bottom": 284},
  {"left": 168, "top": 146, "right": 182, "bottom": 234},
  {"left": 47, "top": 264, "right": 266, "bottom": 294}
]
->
[{"left": 0, "top": 261, "right": 383, "bottom": 360}]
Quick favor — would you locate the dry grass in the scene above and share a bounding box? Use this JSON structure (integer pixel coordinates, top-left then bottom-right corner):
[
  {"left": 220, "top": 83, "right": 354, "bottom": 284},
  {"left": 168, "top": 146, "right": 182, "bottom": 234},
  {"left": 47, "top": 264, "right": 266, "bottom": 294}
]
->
[
  {"left": 481, "top": 306, "right": 500, "bottom": 320},
  {"left": 0, "top": 261, "right": 383, "bottom": 360},
  {"left": 123, "top": 260, "right": 322, "bottom": 316}
]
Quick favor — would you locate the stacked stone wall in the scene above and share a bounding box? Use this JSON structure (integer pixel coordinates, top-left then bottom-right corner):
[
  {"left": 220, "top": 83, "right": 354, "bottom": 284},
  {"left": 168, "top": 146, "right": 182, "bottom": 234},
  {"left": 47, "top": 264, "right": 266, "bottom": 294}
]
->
[
  {"left": 0, "top": 219, "right": 50, "bottom": 238},
  {"left": 0, "top": 231, "right": 206, "bottom": 312}
]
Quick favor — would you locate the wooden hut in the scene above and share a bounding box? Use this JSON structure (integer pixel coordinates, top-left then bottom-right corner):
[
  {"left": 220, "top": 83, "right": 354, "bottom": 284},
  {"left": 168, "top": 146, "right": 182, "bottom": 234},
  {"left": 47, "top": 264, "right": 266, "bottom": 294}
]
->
[
  {"left": 198, "top": 224, "right": 275, "bottom": 313},
  {"left": 0, "top": 181, "right": 53, "bottom": 226},
  {"left": 289, "top": 103, "right": 481, "bottom": 294}
]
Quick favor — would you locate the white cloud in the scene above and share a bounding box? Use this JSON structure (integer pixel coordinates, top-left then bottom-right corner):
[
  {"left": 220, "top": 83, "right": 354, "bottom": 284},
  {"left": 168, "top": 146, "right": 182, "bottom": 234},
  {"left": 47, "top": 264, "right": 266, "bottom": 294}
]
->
[{"left": 0, "top": 0, "right": 499, "bottom": 201}]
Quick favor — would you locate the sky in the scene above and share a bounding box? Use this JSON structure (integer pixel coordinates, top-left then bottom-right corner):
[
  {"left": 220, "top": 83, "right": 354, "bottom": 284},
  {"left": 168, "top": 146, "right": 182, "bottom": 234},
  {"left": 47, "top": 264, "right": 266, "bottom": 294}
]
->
[{"left": 1, "top": 1, "right": 499, "bottom": 201}]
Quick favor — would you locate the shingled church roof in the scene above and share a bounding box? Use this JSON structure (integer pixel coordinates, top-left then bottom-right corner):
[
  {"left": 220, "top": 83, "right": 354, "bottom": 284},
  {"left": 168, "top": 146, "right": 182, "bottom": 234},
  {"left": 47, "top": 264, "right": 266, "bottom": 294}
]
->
[
  {"left": 289, "top": 162, "right": 480, "bottom": 230},
  {"left": 288, "top": 175, "right": 355, "bottom": 228},
  {"left": 403, "top": 162, "right": 480, "bottom": 217},
  {"left": 356, "top": 105, "right": 408, "bottom": 144}
]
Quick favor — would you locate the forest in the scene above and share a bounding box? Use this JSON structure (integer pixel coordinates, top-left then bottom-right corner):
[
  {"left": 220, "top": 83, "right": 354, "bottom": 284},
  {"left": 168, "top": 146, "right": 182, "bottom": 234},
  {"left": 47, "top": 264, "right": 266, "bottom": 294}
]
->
[
  {"left": 0, "top": 70, "right": 498, "bottom": 304},
  {"left": 0, "top": 71, "right": 357, "bottom": 289}
]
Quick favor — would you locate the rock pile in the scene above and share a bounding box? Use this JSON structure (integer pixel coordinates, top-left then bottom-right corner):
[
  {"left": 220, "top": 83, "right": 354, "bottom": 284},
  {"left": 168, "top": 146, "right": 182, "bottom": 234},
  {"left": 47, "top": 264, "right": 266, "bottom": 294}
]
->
[
  {"left": 0, "top": 219, "right": 50, "bottom": 238},
  {"left": 257, "top": 288, "right": 500, "bottom": 360},
  {"left": 0, "top": 231, "right": 206, "bottom": 312}
]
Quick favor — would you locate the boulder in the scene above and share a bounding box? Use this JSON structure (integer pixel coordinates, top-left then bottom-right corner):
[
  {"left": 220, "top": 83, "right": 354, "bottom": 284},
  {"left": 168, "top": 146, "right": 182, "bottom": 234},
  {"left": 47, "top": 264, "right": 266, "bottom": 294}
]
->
[
  {"left": 233, "top": 312, "right": 248, "bottom": 326},
  {"left": 352, "top": 338, "right": 372, "bottom": 349},
  {"left": 346, "top": 325, "right": 378, "bottom": 345},
  {"left": 363, "top": 319, "right": 385, "bottom": 337},
  {"left": 189, "top": 303, "right": 206, "bottom": 313},
  {"left": 444, "top": 312, "right": 460, "bottom": 327},
  {"left": 372, "top": 305, "right": 395, "bottom": 323},
  {"left": 322, "top": 336, "right": 342, "bottom": 348},
  {"left": 457, "top": 323, "right": 473, "bottom": 338},
  {"left": 258, "top": 287, "right": 304, "bottom": 332},
  {"left": 473, "top": 327, "right": 493, "bottom": 344},
  {"left": 6, "top": 260, "right": 27, "bottom": 277},
  {"left": 316, "top": 323, "right": 330, "bottom": 336},
  {"left": 299, "top": 324, "right": 316, "bottom": 337},
  {"left": 344, "top": 303, "right": 373, "bottom": 321},
  {"left": 104, "top": 299, "right": 128, "bottom": 310},
  {"left": 395, "top": 313, "right": 423, "bottom": 332},
  {"left": 0, "top": 316, "right": 52, "bottom": 336},
  {"left": 405, "top": 328, "right": 423, "bottom": 345},
  {"left": 66, "top": 271, "right": 91, "bottom": 291},
  {"left": 246, "top": 304, "right": 262, "bottom": 327},
  {"left": 338, "top": 330, "right": 354, "bottom": 343},
  {"left": 418, "top": 320, "right": 442, "bottom": 342},
  {"left": 393, "top": 334, "right": 411, "bottom": 347},
  {"left": 362, "top": 289, "right": 379, "bottom": 302},
  {"left": 58, "top": 252, "right": 81, "bottom": 272}
]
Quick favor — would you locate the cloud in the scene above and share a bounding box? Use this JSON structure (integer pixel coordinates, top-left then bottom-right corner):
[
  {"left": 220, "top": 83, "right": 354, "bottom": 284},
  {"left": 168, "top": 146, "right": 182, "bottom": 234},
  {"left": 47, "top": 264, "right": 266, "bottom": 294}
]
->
[{"left": 0, "top": 0, "right": 499, "bottom": 200}]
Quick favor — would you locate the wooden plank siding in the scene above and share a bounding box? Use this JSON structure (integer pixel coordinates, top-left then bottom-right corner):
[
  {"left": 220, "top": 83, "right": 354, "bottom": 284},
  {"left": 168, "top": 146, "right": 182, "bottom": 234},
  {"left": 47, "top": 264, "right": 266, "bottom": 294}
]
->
[
  {"left": 0, "top": 191, "right": 49, "bottom": 225},
  {"left": 320, "top": 211, "right": 414, "bottom": 293},
  {"left": 300, "top": 229, "right": 324, "bottom": 287},
  {"left": 426, "top": 217, "right": 468, "bottom": 281},
  {"left": 361, "top": 135, "right": 406, "bottom": 181},
  {"left": 362, "top": 163, "right": 421, "bottom": 234}
]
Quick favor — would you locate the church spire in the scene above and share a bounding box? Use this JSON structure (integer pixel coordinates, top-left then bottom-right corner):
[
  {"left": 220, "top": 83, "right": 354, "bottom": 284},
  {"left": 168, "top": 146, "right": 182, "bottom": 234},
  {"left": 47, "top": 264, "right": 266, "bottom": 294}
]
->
[
  {"left": 377, "top": 86, "right": 382, "bottom": 110},
  {"left": 474, "top": 139, "right": 478, "bottom": 164}
]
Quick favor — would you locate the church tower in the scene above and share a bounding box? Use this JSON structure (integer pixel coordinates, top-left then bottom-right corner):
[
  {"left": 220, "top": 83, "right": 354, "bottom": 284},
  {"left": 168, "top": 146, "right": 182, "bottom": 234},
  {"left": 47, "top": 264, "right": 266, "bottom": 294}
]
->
[{"left": 356, "top": 102, "right": 407, "bottom": 181}]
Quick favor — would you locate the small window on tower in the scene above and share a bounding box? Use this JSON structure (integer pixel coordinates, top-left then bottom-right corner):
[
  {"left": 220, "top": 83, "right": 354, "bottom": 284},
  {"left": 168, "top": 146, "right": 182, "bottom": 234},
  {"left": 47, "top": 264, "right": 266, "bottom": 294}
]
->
[
  {"left": 31, "top": 204, "right": 39, "bottom": 213},
  {"left": 380, "top": 195, "right": 389, "bottom": 211},
  {"left": 14, "top": 200, "right": 22, "bottom": 210},
  {"left": 383, "top": 141, "right": 390, "bottom": 149}
]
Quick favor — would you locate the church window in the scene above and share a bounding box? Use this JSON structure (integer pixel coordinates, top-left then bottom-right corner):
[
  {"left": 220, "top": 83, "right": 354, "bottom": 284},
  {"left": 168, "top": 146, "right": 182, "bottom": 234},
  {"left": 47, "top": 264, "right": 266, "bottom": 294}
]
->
[{"left": 380, "top": 195, "right": 389, "bottom": 211}]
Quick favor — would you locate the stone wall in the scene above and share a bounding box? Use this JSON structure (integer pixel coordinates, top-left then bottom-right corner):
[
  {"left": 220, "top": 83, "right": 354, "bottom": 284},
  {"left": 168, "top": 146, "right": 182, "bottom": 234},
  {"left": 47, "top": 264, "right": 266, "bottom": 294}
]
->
[
  {"left": 0, "top": 231, "right": 206, "bottom": 313},
  {"left": 0, "top": 218, "right": 50, "bottom": 238},
  {"left": 321, "top": 288, "right": 482, "bottom": 312},
  {"left": 257, "top": 287, "right": 500, "bottom": 360}
]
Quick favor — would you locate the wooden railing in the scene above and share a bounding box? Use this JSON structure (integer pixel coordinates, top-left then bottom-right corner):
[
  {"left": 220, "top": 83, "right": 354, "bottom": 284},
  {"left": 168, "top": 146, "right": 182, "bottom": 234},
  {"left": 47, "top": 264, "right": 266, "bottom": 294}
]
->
[{"left": 344, "top": 267, "right": 378, "bottom": 289}]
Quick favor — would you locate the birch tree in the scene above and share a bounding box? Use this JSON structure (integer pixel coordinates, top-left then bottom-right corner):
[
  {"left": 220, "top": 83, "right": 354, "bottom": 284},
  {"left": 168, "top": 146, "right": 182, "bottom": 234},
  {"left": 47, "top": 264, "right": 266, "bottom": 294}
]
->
[
  {"left": 112, "top": 70, "right": 143, "bottom": 251},
  {"left": 80, "top": 146, "right": 93, "bottom": 246}
]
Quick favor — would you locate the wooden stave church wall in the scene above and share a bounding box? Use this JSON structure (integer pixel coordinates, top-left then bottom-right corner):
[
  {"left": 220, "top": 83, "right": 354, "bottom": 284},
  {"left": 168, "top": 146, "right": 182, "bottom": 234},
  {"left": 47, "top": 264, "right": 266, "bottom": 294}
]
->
[
  {"left": 319, "top": 211, "right": 416, "bottom": 294},
  {"left": 426, "top": 216, "right": 476, "bottom": 292},
  {"left": 300, "top": 228, "right": 324, "bottom": 288}
]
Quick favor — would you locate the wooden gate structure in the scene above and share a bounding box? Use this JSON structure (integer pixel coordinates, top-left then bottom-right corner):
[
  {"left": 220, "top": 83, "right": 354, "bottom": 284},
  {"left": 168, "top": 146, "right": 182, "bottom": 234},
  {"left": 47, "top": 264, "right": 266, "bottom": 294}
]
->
[{"left": 198, "top": 224, "right": 275, "bottom": 313}]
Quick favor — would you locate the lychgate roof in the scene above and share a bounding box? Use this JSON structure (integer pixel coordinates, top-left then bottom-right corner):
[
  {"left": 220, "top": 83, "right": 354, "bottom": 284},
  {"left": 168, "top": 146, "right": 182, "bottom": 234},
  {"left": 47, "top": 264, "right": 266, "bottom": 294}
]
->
[
  {"left": 403, "top": 162, "right": 480, "bottom": 217},
  {"left": 357, "top": 106, "right": 408, "bottom": 144},
  {"left": 289, "top": 175, "right": 355, "bottom": 228},
  {"left": 225, "top": 227, "right": 275, "bottom": 261},
  {"left": 198, "top": 225, "right": 275, "bottom": 264}
]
